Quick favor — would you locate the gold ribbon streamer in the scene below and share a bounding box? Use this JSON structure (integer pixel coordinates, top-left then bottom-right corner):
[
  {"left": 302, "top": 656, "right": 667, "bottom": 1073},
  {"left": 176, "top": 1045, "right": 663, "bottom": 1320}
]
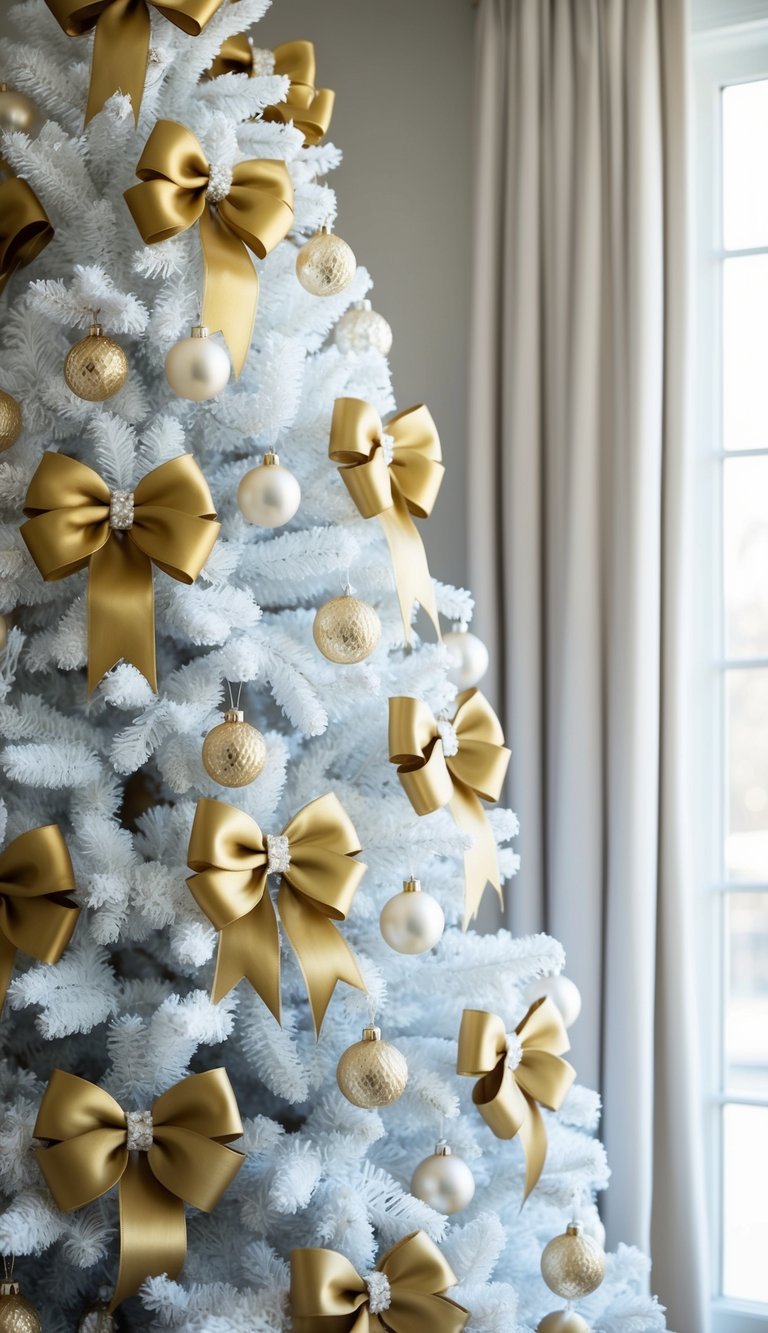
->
[
  {"left": 0, "top": 176, "right": 54, "bottom": 295},
  {"left": 456, "top": 999, "right": 576, "bottom": 1202},
  {"left": 124, "top": 119, "right": 294, "bottom": 376},
  {"left": 0, "top": 825, "right": 79, "bottom": 1016},
  {"left": 206, "top": 38, "right": 334, "bottom": 146},
  {"left": 329, "top": 398, "right": 444, "bottom": 643},
  {"left": 388, "top": 689, "right": 510, "bottom": 926},
  {"left": 21, "top": 451, "right": 220, "bottom": 693},
  {"left": 44, "top": 0, "right": 226, "bottom": 124},
  {"left": 187, "top": 792, "right": 366, "bottom": 1034},
  {"left": 290, "top": 1230, "right": 469, "bottom": 1333},
  {"left": 34, "top": 1067, "right": 243, "bottom": 1310}
]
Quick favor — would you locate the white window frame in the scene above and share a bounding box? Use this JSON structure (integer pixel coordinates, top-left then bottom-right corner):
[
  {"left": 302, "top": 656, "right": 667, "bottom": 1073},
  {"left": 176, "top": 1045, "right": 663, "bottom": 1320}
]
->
[{"left": 692, "top": 10, "right": 768, "bottom": 1332}]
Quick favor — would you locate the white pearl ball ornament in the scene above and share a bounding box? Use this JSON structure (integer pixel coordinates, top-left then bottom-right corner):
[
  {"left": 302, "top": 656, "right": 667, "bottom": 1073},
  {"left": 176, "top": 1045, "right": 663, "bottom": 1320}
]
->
[
  {"left": 379, "top": 879, "right": 445, "bottom": 955},
  {"left": 165, "top": 325, "right": 231, "bottom": 401},
  {"left": 410, "top": 1142, "right": 476, "bottom": 1215},
  {"left": 335, "top": 300, "right": 393, "bottom": 355},
  {"left": 523, "top": 974, "right": 582, "bottom": 1030},
  {"left": 444, "top": 627, "right": 490, "bottom": 690},
  {"left": 237, "top": 453, "right": 301, "bottom": 528}
]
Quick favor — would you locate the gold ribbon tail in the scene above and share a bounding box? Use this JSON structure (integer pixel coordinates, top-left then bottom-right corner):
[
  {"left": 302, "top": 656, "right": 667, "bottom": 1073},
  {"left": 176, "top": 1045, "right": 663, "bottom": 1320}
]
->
[
  {"left": 378, "top": 495, "right": 440, "bottom": 644},
  {"left": 516, "top": 1095, "right": 548, "bottom": 1204},
  {"left": 111, "top": 1154, "right": 186, "bottom": 1311},
  {"left": 0, "top": 934, "right": 16, "bottom": 1016},
  {"left": 87, "top": 1, "right": 151, "bottom": 124},
  {"left": 212, "top": 891, "right": 281, "bottom": 1021},
  {"left": 88, "top": 535, "right": 156, "bottom": 693},
  {"left": 278, "top": 885, "right": 365, "bottom": 1036},
  {"left": 199, "top": 205, "right": 258, "bottom": 378},
  {"left": 449, "top": 782, "right": 503, "bottom": 928}
]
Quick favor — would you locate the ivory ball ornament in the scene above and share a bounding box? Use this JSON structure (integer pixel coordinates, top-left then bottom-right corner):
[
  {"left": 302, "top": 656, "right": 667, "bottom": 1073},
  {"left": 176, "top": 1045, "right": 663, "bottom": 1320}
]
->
[
  {"left": 165, "top": 326, "right": 231, "bottom": 401},
  {"left": 237, "top": 453, "right": 301, "bottom": 528},
  {"left": 444, "top": 628, "right": 489, "bottom": 690},
  {"left": 524, "top": 973, "right": 582, "bottom": 1029},
  {"left": 379, "top": 879, "right": 444, "bottom": 954},
  {"left": 410, "top": 1143, "right": 475, "bottom": 1214}
]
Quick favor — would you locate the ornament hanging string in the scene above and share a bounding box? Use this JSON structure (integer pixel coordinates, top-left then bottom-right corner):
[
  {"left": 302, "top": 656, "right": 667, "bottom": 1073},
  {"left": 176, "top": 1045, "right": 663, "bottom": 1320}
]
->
[{"left": 124, "top": 120, "right": 294, "bottom": 376}]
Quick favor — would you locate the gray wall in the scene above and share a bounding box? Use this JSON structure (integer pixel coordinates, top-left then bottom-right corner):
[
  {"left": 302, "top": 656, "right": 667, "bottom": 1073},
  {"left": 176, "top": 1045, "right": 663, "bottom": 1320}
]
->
[{"left": 0, "top": 0, "right": 475, "bottom": 591}]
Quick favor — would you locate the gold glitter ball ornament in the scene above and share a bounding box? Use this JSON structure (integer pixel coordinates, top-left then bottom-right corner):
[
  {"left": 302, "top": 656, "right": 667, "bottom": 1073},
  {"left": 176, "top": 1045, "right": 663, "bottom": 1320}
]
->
[
  {"left": 0, "top": 390, "right": 21, "bottom": 453},
  {"left": 537, "top": 1314, "right": 591, "bottom": 1333},
  {"left": 0, "top": 1282, "right": 42, "bottom": 1333},
  {"left": 541, "top": 1222, "right": 606, "bottom": 1300},
  {"left": 64, "top": 324, "right": 128, "bottom": 402},
  {"left": 296, "top": 226, "right": 356, "bottom": 297},
  {"left": 202, "top": 708, "right": 267, "bottom": 787},
  {"left": 336, "top": 1026, "right": 408, "bottom": 1108},
  {"left": 313, "top": 591, "right": 381, "bottom": 664},
  {"left": 0, "top": 84, "right": 41, "bottom": 136}
]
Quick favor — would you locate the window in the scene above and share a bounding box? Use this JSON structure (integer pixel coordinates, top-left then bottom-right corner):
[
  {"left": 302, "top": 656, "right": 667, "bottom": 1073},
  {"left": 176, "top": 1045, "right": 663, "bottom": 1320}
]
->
[{"left": 693, "top": 7, "right": 768, "bottom": 1330}]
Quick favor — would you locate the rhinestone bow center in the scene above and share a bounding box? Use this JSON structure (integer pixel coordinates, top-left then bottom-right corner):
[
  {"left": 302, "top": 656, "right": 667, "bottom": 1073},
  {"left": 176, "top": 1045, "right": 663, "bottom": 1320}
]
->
[
  {"left": 266, "top": 833, "right": 291, "bottom": 875},
  {"left": 436, "top": 717, "right": 460, "bottom": 758},
  {"left": 125, "top": 1109, "right": 153, "bottom": 1151},
  {"left": 505, "top": 1033, "right": 524, "bottom": 1072},
  {"left": 109, "top": 490, "right": 134, "bottom": 531},
  {"left": 206, "top": 163, "right": 234, "bottom": 204},
  {"left": 364, "top": 1270, "right": 392, "bottom": 1315},
  {"left": 379, "top": 431, "right": 395, "bottom": 466}
]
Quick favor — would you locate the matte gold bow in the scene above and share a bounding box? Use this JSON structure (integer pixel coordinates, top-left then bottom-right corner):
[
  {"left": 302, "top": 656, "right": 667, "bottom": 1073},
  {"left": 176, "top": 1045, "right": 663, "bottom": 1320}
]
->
[
  {"left": 124, "top": 119, "right": 293, "bottom": 375},
  {"left": 329, "top": 399, "right": 444, "bottom": 643},
  {"left": 0, "top": 825, "right": 79, "bottom": 1016},
  {"left": 290, "top": 1230, "right": 469, "bottom": 1333},
  {"left": 187, "top": 793, "right": 366, "bottom": 1034},
  {"left": 35, "top": 1067, "right": 243, "bottom": 1310},
  {"left": 0, "top": 176, "right": 54, "bottom": 295},
  {"left": 457, "top": 999, "right": 576, "bottom": 1201},
  {"left": 21, "top": 451, "right": 219, "bottom": 693},
  {"left": 44, "top": 0, "right": 226, "bottom": 124},
  {"left": 388, "top": 689, "right": 510, "bottom": 926},
  {"left": 207, "top": 38, "right": 334, "bottom": 146}
]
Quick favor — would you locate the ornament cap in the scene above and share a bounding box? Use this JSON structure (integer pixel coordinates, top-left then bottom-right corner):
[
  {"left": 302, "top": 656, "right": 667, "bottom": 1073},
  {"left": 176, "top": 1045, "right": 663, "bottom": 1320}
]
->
[
  {"left": 263, "top": 451, "right": 279, "bottom": 467},
  {"left": 0, "top": 1281, "right": 20, "bottom": 1297},
  {"left": 362, "top": 1025, "right": 381, "bottom": 1042},
  {"left": 402, "top": 877, "right": 421, "bottom": 893},
  {"left": 434, "top": 1140, "right": 453, "bottom": 1157},
  {"left": 88, "top": 323, "right": 104, "bottom": 338},
  {"left": 358, "top": 299, "right": 372, "bottom": 311},
  {"left": 223, "top": 708, "right": 244, "bottom": 724},
  {"left": 566, "top": 1221, "right": 584, "bottom": 1237},
  {"left": 191, "top": 324, "right": 209, "bottom": 339}
]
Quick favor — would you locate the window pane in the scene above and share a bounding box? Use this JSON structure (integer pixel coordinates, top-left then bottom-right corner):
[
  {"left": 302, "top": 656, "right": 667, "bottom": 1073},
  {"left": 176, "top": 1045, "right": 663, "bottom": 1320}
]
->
[
  {"left": 723, "top": 80, "right": 768, "bottom": 250},
  {"left": 724, "top": 457, "right": 768, "bottom": 658},
  {"left": 725, "top": 669, "right": 768, "bottom": 881},
  {"left": 725, "top": 893, "right": 768, "bottom": 1096},
  {"left": 723, "top": 1103, "right": 768, "bottom": 1301},
  {"left": 723, "top": 255, "right": 768, "bottom": 450}
]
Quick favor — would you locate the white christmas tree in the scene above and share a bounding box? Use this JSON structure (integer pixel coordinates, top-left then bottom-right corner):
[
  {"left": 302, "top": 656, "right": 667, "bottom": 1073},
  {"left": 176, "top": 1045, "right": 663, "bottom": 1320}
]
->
[{"left": 0, "top": 3, "right": 667, "bottom": 1330}]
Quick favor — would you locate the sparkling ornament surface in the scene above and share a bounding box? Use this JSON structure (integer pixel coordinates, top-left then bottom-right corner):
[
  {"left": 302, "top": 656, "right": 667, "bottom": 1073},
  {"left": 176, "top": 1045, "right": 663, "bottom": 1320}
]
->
[
  {"left": 313, "top": 592, "right": 381, "bottom": 664},
  {"left": 379, "top": 879, "right": 445, "bottom": 954},
  {"left": 524, "top": 974, "right": 582, "bottom": 1030},
  {"left": 202, "top": 709, "right": 267, "bottom": 787},
  {"left": 444, "top": 628, "right": 490, "bottom": 690},
  {"left": 165, "top": 325, "right": 231, "bottom": 401},
  {"left": 537, "top": 1314, "right": 591, "bottom": 1333},
  {"left": 64, "top": 325, "right": 128, "bottom": 402},
  {"left": 109, "top": 490, "right": 134, "bottom": 531},
  {"left": 296, "top": 227, "right": 356, "bottom": 297},
  {"left": 0, "top": 390, "right": 22, "bottom": 453},
  {"left": 335, "top": 299, "right": 393, "bottom": 355},
  {"left": 0, "top": 85, "right": 40, "bottom": 135},
  {"left": 336, "top": 1026, "right": 408, "bottom": 1108},
  {"left": 541, "top": 1223, "right": 606, "bottom": 1299},
  {"left": 410, "top": 1142, "right": 475, "bottom": 1215},
  {"left": 266, "top": 833, "right": 291, "bottom": 875},
  {"left": 125, "top": 1109, "right": 153, "bottom": 1151},
  {"left": 0, "top": 1283, "right": 42, "bottom": 1333},
  {"left": 237, "top": 453, "right": 301, "bottom": 528},
  {"left": 77, "top": 1305, "right": 117, "bottom": 1333}
]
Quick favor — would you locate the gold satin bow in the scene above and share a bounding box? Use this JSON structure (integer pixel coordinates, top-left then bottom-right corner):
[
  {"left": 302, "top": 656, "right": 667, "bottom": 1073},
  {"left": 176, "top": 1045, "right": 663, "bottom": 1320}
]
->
[
  {"left": 187, "top": 793, "right": 366, "bottom": 1034},
  {"left": 21, "top": 451, "right": 220, "bottom": 693},
  {"left": 124, "top": 119, "right": 294, "bottom": 375},
  {"left": 457, "top": 999, "right": 576, "bottom": 1202},
  {"left": 34, "top": 1067, "right": 243, "bottom": 1310},
  {"left": 388, "top": 689, "right": 510, "bottom": 926},
  {"left": 207, "top": 38, "right": 334, "bottom": 147},
  {"left": 0, "top": 825, "right": 79, "bottom": 1016},
  {"left": 329, "top": 398, "right": 444, "bottom": 643},
  {"left": 0, "top": 176, "right": 54, "bottom": 295},
  {"left": 44, "top": 0, "right": 226, "bottom": 124},
  {"left": 290, "top": 1230, "right": 469, "bottom": 1333}
]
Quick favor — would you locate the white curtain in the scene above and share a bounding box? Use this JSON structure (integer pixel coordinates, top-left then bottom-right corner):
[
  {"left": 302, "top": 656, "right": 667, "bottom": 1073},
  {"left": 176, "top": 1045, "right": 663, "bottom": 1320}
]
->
[{"left": 468, "top": 3, "right": 707, "bottom": 1329}]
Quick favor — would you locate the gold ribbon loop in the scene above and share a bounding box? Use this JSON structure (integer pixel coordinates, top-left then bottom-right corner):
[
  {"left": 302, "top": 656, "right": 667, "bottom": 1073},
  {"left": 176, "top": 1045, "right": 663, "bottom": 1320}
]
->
[
  {"left": 329, "top": 398, "right": 444, "bottom": 643},
  {"left": 34, "top": 1067, "right": 243, "bottom": 1310},
  {"left": 388, "top": 689, "right": 510, "bottom": 926},
  {"left": 187, "top": 792, "right": 366, "bottom": 1034},
  {"left": 457, "top": 999, "right": 576, "bottom": 1202},
  {"left": 206, "top": 37, "right": 335, "bottom": 146},
  {"left": 0, "top": 176, "right": 54, "bottom": 295},
  {"left": 21, "top": 451, "right": 220, "bottom": 693},
  {"left": 124, "top": 120, "right": 294, "bottom": 375},
  {"left": 44, "top": 0, "right": 226, "bottom": 124},
  {"left": 290, "top": 1230, "right": 469, "bottom": 1333},
  {"left": 0, "top": 825, "right": 79, "bottom": 1016}
]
